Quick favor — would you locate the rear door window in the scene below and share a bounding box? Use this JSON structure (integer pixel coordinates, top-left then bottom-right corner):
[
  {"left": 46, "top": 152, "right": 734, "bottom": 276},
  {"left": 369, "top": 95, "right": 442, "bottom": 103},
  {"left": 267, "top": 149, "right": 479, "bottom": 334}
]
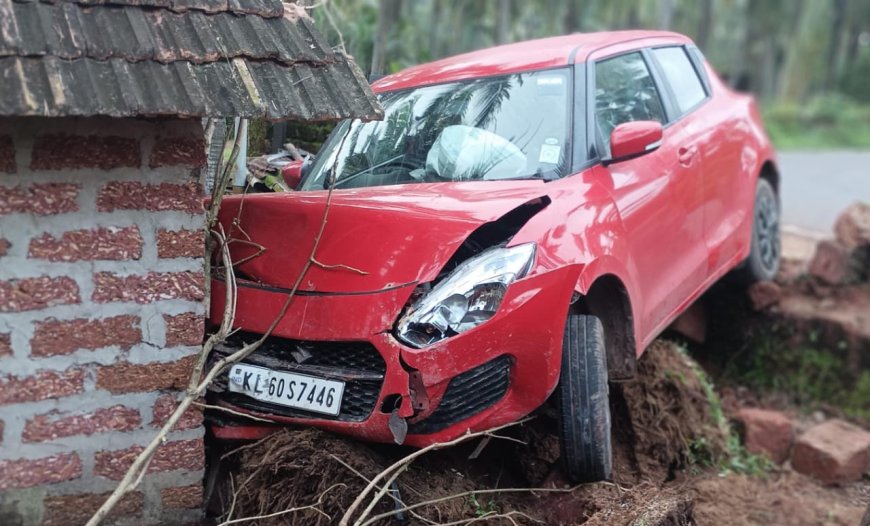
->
[
  {"left": 651, "top": 47, "right": 708, "bottom": 115},
  {"left": 594, "top": 52, "right": 666, "bottom": 152}
]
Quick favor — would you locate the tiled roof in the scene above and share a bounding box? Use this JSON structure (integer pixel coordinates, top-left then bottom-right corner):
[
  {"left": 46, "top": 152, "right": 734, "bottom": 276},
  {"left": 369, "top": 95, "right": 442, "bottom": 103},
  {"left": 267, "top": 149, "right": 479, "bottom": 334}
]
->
[{"left": 0, "top": 0, "right": 383, "bottom": 121}]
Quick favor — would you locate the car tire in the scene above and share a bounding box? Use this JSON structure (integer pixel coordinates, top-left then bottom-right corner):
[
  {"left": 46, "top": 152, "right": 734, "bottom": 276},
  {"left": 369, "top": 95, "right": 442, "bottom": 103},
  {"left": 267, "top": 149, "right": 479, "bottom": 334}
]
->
[
  {"left": 558, "top": 313, "right": 612, "bottom": 483},
  {"left": 740, "top": 177, "right": 781, "bottom": 284}
]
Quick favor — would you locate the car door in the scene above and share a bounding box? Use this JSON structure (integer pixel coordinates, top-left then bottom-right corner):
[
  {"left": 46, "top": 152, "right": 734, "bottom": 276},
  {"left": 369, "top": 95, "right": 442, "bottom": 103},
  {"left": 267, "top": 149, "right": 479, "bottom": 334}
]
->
[
  {"left": 590, "top": 49, "right": 708, "bottom": 340},
  {"left": 650, "top": 45, "right": 741, "bottom": 275}
]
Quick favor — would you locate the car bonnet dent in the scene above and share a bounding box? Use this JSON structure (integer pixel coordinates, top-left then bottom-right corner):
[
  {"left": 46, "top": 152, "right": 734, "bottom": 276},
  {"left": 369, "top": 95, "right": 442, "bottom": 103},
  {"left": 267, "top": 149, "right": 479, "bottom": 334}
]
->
[{"left": 217, "top": 180, "right": 555, "bottom": 294}]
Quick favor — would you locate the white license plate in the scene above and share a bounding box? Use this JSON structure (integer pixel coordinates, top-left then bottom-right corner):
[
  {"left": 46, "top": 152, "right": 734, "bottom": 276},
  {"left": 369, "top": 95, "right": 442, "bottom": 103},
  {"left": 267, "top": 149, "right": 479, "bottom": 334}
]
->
[{"left": 227, "top": 364, "right": 345, "bottom": 416}]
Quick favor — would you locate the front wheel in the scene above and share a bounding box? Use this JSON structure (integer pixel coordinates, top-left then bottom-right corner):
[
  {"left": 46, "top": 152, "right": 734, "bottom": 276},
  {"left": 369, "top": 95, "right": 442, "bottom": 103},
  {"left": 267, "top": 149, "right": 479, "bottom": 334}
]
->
[
  {"left": 558, "top": 314, "right": 612, "bottom": 483},
  {"left": 740, "top": 177, "right": 781, "bottom": 283}
]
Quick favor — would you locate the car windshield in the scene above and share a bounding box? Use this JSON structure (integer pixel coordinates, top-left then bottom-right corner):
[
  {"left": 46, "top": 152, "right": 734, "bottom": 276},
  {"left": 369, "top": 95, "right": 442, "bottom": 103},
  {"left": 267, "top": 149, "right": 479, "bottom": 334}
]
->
[{"left": 301, "top": 68, "right": 571, "bottom": 190}]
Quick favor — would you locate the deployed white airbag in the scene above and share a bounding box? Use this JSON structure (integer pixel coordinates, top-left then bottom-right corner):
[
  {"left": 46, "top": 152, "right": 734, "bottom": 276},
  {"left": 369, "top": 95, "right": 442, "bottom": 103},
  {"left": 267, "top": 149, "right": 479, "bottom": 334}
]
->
[{"left": 426, "top": 125, "right": 527, "bottom": 181}]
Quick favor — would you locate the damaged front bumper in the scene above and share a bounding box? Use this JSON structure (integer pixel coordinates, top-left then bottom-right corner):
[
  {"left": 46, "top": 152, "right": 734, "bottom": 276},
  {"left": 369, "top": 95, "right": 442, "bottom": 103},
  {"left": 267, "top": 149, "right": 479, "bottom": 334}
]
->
[{"left": 206, "top": 266, "right": 577, "bottom": 447}]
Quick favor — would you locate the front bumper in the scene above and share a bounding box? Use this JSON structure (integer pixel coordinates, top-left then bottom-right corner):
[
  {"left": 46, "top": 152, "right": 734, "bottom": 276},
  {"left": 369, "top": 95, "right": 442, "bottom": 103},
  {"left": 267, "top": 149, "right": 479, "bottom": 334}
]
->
[{"left": 207, "top": 266, "right": 577, "bottom": 447}]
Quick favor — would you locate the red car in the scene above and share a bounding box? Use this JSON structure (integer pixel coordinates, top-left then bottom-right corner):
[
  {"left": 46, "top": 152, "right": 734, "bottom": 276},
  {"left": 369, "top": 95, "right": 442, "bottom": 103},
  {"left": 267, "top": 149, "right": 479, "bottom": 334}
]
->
[{"left": 208, "top": 30, "right": 779, "bottom": 483}]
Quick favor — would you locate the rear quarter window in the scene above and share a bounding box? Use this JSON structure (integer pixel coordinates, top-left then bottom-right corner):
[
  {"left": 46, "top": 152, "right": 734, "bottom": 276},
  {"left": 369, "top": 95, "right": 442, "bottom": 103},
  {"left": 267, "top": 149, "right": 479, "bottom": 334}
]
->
[{"left": 652, "top": 47, "right": 708, "bottom": 115}]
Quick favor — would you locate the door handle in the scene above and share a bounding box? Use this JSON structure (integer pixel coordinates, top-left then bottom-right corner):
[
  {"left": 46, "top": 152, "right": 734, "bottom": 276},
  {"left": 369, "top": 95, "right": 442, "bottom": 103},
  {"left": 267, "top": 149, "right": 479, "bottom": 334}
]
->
[{"left": 678, "top": 145, "right": 697, "bottom": 165}]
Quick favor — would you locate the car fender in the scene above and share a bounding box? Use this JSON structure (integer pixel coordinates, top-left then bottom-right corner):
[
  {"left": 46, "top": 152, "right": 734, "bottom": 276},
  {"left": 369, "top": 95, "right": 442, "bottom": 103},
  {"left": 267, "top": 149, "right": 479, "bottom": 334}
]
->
[{"left": 510, "top": 174, "right": 644, "bottom": 365}]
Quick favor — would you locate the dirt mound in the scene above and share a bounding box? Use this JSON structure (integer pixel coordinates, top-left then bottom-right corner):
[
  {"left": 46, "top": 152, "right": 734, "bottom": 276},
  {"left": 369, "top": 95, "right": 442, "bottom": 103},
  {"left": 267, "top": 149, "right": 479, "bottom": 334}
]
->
[
  {"left": 617, "top": 340, "right": 728, "bottom": 482},
  {"left": 220, "top": 428, "right": 388, "bottom": 525},
  {"left": 693, "top": 471, "right": 867, "bottom": 526},
  {"left": 214, "top": 341, "right": 721, "bottom": 525}
]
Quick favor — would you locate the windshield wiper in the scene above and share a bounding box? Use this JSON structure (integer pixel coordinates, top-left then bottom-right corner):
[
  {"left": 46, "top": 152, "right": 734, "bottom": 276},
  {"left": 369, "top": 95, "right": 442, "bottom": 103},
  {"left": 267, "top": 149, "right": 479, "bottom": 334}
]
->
[
  {"left": 324, "top": 154, "right": 410, "bottom": 189},
  {"left": 502, "top": 168, "right": 560, "bottom": 182}
]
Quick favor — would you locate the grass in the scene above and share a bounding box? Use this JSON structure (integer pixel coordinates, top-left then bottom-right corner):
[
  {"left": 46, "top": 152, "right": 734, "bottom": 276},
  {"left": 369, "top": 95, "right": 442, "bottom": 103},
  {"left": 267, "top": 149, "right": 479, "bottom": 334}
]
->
[
  {"left": 680, "top": 346, "right": 774, "bottom": 477},
  {"left": 761, "top": 94, "right": 870, "bottom": 150},
  {"left": 721, "top": 325, "right": 870, "bottom": 422}
]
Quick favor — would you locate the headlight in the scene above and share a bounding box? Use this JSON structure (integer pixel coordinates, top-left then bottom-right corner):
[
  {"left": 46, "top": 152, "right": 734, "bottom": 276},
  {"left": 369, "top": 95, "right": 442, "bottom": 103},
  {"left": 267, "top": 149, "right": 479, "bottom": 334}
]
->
[{"left": 396, "top": 244, "right": 536, "bottom": 348}]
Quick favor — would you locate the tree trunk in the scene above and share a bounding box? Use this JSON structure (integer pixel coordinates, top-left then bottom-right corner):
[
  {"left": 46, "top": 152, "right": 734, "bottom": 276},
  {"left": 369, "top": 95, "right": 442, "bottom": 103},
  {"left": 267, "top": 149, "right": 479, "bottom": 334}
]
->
[
  {"left": 429, "top": 0, "right": 444, "bottom": 60},
  {"left": 775, "top": 0, "right": 809, "bottom": 101},
  {"left": 659, "top": 0, "right": 675, "bottom": 30},
  {"left": 625, "top": 5, "right": 639, "bottom": 29},
  {"left": 496, "top": 0, "right": 511, "bottom": 44},
  {"left": 697, "top": 0, "right": 713, "bottom": 50},
  {"left": 825, "top": 0, "right": 848, "bottom": 90},
  {"left": 370, "top": 0, "right": 400, "bottom": 77},
  {"left": 565, "top": 0, "right": 580, "bottom": 33}
]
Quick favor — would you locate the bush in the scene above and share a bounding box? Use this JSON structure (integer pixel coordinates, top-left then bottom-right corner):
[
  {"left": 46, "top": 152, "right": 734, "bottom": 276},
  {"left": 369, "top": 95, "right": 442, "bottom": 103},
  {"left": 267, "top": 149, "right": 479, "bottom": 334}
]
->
[{"left": 762, "top": 94, "right": 870, "bottom": 150}]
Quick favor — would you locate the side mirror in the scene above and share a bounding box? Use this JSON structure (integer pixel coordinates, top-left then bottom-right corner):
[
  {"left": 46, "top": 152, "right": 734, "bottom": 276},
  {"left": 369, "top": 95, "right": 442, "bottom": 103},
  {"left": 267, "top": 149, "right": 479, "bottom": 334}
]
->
[
  {"left": 281, "top": 159, "right": 304, "bottom": 189},
  {"left": 604, "top": 121, "right": 663, "bottom": 165}
]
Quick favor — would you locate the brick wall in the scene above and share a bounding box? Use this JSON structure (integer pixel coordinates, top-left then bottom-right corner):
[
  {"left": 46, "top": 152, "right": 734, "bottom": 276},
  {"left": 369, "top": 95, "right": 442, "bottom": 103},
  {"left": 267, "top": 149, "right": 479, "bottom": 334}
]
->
[{"left": 0, "top": 117, "right": 207, "bottom": 526}]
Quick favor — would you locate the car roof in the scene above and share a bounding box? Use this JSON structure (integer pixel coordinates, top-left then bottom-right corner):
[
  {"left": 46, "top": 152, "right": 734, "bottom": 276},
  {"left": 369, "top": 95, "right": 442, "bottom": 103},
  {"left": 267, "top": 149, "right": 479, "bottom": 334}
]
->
[{"left": 372, "top": 30, "right": 690, "bottom": 92}]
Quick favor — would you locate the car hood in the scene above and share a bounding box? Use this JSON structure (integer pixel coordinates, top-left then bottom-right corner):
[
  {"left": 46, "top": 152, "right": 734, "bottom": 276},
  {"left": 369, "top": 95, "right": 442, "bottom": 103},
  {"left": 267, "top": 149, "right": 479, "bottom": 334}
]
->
[{"left": 218, "top": 181, "right": 549, "bottom": 293}]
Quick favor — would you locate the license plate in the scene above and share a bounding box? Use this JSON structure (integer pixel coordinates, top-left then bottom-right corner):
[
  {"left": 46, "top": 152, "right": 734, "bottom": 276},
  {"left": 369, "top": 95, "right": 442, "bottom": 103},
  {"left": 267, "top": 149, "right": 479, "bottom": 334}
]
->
[{"left": 227, "top": 364, "right": 345, "bottom": 416}]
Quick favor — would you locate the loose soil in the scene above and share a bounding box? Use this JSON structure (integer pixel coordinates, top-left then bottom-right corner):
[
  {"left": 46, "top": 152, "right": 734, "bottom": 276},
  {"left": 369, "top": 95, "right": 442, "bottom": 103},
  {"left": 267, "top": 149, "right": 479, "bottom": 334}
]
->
[{"left": 211, "top": 279, "right": 869, "bottom": 525}]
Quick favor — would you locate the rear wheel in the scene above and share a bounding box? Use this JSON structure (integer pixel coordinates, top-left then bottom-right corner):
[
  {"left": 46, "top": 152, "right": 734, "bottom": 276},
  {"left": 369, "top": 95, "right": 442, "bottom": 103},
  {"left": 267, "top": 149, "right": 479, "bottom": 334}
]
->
[
  {"left": 558, "top": 314, "right": 612, "bottom": 483},
  {"left": 740, "top": 177, "right": 781, "bottom": 283}
]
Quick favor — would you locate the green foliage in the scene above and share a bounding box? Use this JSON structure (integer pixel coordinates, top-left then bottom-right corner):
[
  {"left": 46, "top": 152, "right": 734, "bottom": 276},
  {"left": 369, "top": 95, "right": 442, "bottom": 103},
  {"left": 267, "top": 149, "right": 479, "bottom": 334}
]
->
[
  {"left": 467, "top": 493, "right": 498, "bottom": 517},
  {"left": 762, "top": 95, "right": 870, "bottom": 150},
  {"left": 840, "top": 53, "right": 870, "bottom": 104},
  {"left": 247, "top": 119, "right": 269, "bottom": 157},
  {"left": 681, "top": 346, "right": 774, "bottom": 477},
  {"left": 722, "top": 325, "right": 869, "bottom": 421}
]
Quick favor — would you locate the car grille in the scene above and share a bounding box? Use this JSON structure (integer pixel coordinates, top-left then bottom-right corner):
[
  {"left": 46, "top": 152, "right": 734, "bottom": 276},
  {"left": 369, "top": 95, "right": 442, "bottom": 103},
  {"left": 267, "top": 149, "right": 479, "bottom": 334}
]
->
[
  {"left": 409, "top": 355, "right": 511, "bottom": 434},
  {"left": 209, "top": 332, "right": 386, "bottom": 422}
]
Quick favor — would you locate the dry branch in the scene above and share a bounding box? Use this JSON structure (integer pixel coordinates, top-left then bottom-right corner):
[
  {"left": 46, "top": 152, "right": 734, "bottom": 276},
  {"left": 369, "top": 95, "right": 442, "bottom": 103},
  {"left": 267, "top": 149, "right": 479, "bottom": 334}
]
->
[
  {"left": 339, "top": 418, "right": 534, "bottom": 526},
  {"left": 86, "top": 120, "right": 353, "bottom": 526}
]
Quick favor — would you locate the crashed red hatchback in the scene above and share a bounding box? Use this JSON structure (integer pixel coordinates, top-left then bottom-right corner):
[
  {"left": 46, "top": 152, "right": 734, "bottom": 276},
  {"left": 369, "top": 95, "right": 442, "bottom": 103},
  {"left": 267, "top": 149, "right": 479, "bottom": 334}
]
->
[{"left": 208, "top": 31, "right": 779, "bottom": 482}]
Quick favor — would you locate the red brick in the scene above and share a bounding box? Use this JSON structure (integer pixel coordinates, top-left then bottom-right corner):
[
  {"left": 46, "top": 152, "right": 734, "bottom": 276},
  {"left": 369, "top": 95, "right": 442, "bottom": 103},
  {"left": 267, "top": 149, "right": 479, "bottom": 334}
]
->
[
  {"left": 161, "top": 484, "right": 203, "bottom": 509},
  {"left": 23, "top": 405, "right": 141, "bottom": 443},
  {"left": 0, "top": 238, "right": 9, "bottom": 257},
  {"left": 0, "top": 453, "right": 81, "bottom": 490},
  {"left": 94, "top": 439, "right": 204, "bottom": 480},
  {"left": 834, "top": 202, "right": 870, "bottom": 250},
  {"left": 0, "top": 183, "right": 79, "bottom": 216},
  {"left": 157, "top": 229, "right": 204, "bottom": 259},
  {"left": 164, "top": 312, "right": 204, "bottom": 347},
  {"left": 150, "top": 136, "right": 206, "bottom": 168},
  {"left": 793, "top": 419, "right": 870, "bottom": 484},
  {"left": 28, "top": 226, "right": 142, "bottom": 262},
  {"left": 96, "top": 181, "right": 203, "bottom": 214},
  {"left": 734, "top": 408, "right": 793, "bottom": 464},
  {"left": 0, "top": 135, "right": 15, "bottom": 173},
  {"left": 92, "top": 271, "right": 204, "bottom": 304},
  {"left": 0, "top": 332, "right": 10, "bottom": 357},
  {"left": 31, "top": 134, "right": 140, "bottom": 171},
  {"left": 43, "top": 491, "right": 143, "bottom": 526},
  {"left": 96, "top": 356, "right": 196, "bottom": 394},
  {"left": 151, "top": 394, "right": 203, "bottom": 431},
  {"left": 810, "top": 240, "right": 855, "bottom": 285},
  {"left": 747, "top": 281, "right": 782, "bottom": 311},
  {"left": 31, "top": 315, "right": 141, "bottom": 357},
  {"left": 0, "top": 276, "right": 80, "bottom": 312},
  {"left": 0, "top": 368, "right": 85, "bottom": 405}
]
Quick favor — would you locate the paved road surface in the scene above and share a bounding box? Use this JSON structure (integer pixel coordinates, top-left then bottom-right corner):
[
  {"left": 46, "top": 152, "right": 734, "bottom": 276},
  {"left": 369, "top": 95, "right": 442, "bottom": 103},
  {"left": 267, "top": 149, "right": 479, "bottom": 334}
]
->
[{"left": 779, "top": 151, "right": 870, "bottom": 234}]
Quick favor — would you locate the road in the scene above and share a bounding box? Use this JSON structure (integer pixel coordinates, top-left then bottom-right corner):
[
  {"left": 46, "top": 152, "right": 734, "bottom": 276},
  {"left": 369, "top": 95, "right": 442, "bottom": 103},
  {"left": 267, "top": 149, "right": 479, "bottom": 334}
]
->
[{"left": 779, "top": 151, "right": 870, "bottom": 234}]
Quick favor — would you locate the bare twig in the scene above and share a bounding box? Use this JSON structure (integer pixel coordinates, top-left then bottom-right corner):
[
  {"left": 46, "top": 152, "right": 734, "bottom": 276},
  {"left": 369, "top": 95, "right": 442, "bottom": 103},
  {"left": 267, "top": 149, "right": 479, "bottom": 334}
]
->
[
  {"left": 87, "top": 121, "right": 354, "bottom": 526},
  {"left": 192, "top": 402, "right": 275, "bottom": 423},
  {"left": 328, "top": 454, "right": 437, "bottom": 526},
  {"left": 359, "top": 485, "right": 590, "bottom": 526},
  {"left": 217, "top": 483, "right": 343, "bottom": 526},
  {"left": 311, "top": 257, "right": 369, "bottom": 275},
  {"left": 339, "top": 418, "right": 533, "bottom": 526}
]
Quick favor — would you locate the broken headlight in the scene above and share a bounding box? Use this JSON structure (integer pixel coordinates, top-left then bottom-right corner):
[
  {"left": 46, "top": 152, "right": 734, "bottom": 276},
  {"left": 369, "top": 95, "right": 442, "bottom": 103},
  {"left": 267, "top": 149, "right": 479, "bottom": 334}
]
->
[{"left": 396, "top": 244, "right": 536, "bottom": 348}]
